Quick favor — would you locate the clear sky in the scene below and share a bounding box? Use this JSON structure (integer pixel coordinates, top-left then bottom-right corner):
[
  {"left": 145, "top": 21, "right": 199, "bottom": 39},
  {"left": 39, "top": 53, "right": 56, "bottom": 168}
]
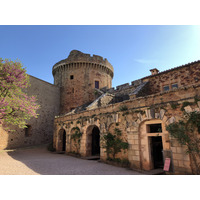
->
[{"left": 0, "top": 25, "right": 199, "bottom": 87}]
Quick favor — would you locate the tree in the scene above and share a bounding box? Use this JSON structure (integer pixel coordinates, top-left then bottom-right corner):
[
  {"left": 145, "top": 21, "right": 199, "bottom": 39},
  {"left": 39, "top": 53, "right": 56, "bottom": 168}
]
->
[{"left": 0, "top": 58, "right": 39, "bottom": 130}]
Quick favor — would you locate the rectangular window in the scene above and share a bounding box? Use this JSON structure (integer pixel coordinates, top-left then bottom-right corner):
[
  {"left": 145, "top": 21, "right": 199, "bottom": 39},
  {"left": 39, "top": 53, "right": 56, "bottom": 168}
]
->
[
  {"left": 172, "top": 83, "right": 178, "bottom": 89},
  {"left": 163, "top": 85, "right": 169, "bottom": 91},
  {"left": 147, "top": 124, "right": 162, "bottom": 133},
  {"left": 25, "top": 125, "right": 32, "bottom": 137},
  {"left": 70, "top": 75, "right": 74, "bottom": 80},
  {"left": 95, "top": 81, "right": 99, "bottom": 89}
]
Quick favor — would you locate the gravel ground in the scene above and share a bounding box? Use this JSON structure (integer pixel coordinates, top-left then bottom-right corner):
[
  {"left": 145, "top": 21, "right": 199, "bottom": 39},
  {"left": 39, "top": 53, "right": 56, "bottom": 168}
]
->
[{"left": 0, "top": 146, "right": 143, "bottom": 175}]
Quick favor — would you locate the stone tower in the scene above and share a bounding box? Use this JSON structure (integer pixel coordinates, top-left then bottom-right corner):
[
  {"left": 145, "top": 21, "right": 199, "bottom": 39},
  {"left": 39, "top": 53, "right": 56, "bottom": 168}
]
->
[{"left": 52, "top": 50, "right": 114, "bottom": 114}]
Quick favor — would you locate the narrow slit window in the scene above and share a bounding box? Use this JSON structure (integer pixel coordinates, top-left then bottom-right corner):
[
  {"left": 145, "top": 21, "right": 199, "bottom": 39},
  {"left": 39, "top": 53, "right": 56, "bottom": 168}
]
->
[
  {"left": 95, "top": 81, "right": 99, "bottom": 89},
  {"left": 70, "top": 75, "right": 74, "bottom": 80}
]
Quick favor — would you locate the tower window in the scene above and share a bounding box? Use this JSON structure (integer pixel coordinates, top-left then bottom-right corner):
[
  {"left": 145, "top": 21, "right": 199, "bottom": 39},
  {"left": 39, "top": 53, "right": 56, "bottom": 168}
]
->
[
  {"left": 95, "top": 81, "right": 99, "bottom": 89},
  {"left": 70, "top": 75, "right": 74, "bottom": 80}
]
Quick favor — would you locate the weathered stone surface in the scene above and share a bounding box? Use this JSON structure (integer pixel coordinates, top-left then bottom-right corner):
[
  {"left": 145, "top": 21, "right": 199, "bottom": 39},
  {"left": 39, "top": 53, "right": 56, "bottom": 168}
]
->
[
  {"left": 184, "top": 105, "right": 193, "bottom": 113},
  {"left": 160, "top": 109, "right": 166, "bottom": 119}
]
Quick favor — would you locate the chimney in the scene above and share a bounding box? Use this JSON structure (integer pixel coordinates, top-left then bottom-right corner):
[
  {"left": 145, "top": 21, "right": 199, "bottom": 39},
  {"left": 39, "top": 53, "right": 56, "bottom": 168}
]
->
[{"left": 150, "top": 68, "right": 159, "bottom": 75}]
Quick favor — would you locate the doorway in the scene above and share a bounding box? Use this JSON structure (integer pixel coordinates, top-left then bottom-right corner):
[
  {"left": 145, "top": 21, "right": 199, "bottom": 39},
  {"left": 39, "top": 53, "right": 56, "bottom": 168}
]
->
[
  {"left": 151, "top": 136, "right": 164, "bottom": 169},
  {"left": 62, "top": 130, "right": 66, "bottom": 151},
  {"left": 91, "top": 126, "right": 100, "bottom": 156}
]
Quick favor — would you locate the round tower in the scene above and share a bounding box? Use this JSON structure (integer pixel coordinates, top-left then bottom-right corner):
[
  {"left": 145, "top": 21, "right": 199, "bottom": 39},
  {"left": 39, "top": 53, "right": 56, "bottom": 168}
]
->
[{"left": 52, "top": 50, "right": 114, "bottom": 114}]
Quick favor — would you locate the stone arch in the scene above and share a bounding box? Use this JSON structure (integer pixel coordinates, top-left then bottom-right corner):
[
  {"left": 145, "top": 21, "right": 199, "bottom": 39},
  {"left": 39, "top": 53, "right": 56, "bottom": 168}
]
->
[
  {"left": 85, "top": 125, "right": 100, "bottom": 157},
  {"left": 57, "top": 128, "right": 67, "bottom": 152},
  {"left": 138, "top": 119, "right": 170, "bottom": 170}
]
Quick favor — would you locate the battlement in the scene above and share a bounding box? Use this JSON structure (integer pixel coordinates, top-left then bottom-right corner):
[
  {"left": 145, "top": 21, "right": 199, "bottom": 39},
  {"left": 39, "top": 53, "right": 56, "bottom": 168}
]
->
[{"left": 52, "top": 50, "right": 114, "bottom": 76}]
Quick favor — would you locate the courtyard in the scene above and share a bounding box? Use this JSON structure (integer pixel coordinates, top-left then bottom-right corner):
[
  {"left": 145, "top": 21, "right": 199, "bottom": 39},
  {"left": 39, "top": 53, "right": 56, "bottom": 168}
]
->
[{"left": 0, "top": 145, "right": 145, "bottom": 175}]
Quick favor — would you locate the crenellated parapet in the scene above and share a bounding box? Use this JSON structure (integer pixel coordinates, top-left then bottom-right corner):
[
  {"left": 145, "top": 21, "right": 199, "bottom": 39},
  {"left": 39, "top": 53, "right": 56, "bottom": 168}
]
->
[
  {"left": 52, "top": 50, "right": 114, "bottom": 79},
  {"left": 52, "top": 50, "right": 114, "bottom": 114}
]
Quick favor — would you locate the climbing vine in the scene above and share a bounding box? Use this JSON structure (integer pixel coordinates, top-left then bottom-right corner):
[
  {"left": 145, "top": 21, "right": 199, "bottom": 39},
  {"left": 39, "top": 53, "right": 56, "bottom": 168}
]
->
[
  {"left": 71, "top": 127, "right": 82, "bottom": 154},
  {"left": 101, "top": 128, "right": 129, "bottom": 160},
  {"left": 166, "top": 111, "right": 200, "bottom": 174}
]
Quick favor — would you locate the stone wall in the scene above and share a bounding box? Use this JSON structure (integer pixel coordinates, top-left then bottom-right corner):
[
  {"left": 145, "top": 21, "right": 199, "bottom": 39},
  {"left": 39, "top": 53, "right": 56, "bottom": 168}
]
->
[
  {"left": 0, "top": 75, "right": 60, "bottom": 150},
  {"left": 142, "top": 61, "right": 200, "bottom": 95},
  {"left": 54, "top": 84, "right": 200, "bottom": 174}
]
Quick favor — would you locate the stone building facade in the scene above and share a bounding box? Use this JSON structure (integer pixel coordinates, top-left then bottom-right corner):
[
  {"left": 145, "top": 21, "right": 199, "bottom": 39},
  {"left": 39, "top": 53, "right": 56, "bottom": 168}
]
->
[
  {"left": 1, "top": 49, "right": 200, "bottom": 174},
  {"left": 0, "top": 75, "right": 60, "bottom": 149},
  {"left": 53, "top": 51, "right": 200, "bottom": 174}
]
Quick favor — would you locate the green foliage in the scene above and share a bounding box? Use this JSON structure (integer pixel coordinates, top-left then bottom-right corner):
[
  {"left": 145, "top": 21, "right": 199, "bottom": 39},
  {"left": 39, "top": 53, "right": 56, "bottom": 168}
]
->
[
  {"left": 181, "top": 101, "right": 193, "bottom": 111},
  {"left": 166, "top": 111, "right": 200, "bottom": 174},
  {"left": 47, "top": 142, "right": 56, "bottom": 152},
  {"left": 76, "top": 120, "right": 81, "bottom": 124},
  {"left": 170, "top": 102, "right": 179, "bottom": 110},
  {"left": 71, "top": 127, "right": 82, "bottom": 154},
  {"left": 102, "top": 128, "right": 129, "bottom": 159},
  {"left": 194, "top": 95, "right": 200, "bottom": 105},
  {"left": 0, "top": 59, "right": 40, "bottom": 130},
  {"left": 119, "top": 105, "right": 128, "bottom": 111}
]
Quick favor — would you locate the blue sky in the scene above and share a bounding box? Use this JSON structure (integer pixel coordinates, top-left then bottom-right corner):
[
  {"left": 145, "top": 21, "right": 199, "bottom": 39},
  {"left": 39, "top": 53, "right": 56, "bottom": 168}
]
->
[{"left": 0, "top": 25, "right": 199, "bottom": 87}]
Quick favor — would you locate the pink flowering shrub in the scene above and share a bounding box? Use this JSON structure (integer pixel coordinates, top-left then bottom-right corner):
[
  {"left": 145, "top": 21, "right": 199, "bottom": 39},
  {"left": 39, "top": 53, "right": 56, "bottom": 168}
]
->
[{"left": 0, "top": 59, "right": 40, "bottom": 129}]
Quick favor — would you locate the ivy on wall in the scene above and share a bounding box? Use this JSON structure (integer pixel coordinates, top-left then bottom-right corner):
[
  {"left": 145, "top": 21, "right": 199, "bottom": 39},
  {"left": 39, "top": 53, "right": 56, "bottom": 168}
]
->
[
  {"left": 71, "top": 127, "right": 82, "bottom": 155},
  {"left": 166, "top": 111, "right": 200, "bottom": 174},
  {"left": 101, "top": 128, "right": 128, "bottom": 160}
]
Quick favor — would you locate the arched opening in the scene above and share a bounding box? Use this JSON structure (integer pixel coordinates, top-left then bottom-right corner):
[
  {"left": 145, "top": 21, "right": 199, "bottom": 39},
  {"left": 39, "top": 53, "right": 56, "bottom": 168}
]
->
[
  {"left": 62, "top": 130, "right": 66, "bottom": 151},
  {"left": 92, "top": 126, "right": 100, "bottom": 156},
  {"left": 58, "top": 129, "right": 66, "bottom": 152},
  {"left": 86, "top": 125, "right": 100, "bottom": 157}
]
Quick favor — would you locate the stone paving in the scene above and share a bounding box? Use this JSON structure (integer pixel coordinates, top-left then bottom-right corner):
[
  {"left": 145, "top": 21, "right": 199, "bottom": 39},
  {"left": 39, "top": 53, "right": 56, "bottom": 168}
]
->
[{"left": 0, "top": 146, "right": 144, "bottom": 175}]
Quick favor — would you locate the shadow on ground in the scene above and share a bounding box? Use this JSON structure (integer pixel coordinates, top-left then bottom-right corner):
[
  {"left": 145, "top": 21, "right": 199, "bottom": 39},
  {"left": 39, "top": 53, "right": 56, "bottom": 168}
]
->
[{"left": 4, "top": 145, "right": 144, "bottom": 175}]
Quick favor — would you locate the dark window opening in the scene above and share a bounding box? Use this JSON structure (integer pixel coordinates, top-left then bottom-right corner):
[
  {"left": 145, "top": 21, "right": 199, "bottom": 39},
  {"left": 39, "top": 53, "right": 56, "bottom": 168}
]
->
[
  {"left": 163, "top": 85, "right": 169, "bottom": 91},
  {"left": 147, "top": 123, "right": 162, "bottom": 133},
  {"left": 95, "top": 81, "right": 99, "bottom": 89},
  {"left": 70, "top": 75, "right": 74, "bottom": 80},
  {"left": 25, "top": 125, "right": 32, "bottom": 137},
  {"left": 172, "top": 83, "right": 178, "bottom": 89}
]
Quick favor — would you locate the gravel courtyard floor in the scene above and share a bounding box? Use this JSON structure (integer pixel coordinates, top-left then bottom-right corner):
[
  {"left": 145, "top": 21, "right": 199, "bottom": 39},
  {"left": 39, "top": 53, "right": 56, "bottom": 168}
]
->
[{"left": 0, "top": 145, "right": 144, "bottom": 175}]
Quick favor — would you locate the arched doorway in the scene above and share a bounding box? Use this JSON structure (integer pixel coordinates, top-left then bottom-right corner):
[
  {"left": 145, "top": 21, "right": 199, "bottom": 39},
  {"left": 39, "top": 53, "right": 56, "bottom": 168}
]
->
[
  {"left": 86, "top": 125, "right": 100, "bottom": 157},
  {"left": 92, "top": 126, "right": 100, "bottom": 156},
  {"left": 58, "top": 129, "right": 66, "bottom": 152}
]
